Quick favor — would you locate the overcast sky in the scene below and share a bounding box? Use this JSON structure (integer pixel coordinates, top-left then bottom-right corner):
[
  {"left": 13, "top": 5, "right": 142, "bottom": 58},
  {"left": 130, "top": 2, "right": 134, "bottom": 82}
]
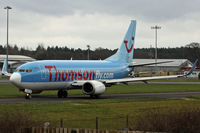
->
[{"left": 0, "top": 0, "right": 200, "bottom": 50}]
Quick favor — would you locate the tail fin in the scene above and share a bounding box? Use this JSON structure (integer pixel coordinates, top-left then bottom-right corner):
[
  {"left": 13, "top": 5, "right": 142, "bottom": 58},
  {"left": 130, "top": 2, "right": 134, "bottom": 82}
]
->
[
  {"left": 105, "top": 20, "right": 136, "bottom": 63},
  {"left": 2, "top": 58, "right": 11, "bottom": 76},
  {"left": 2, "top": 58, "right": 8, "bottom": 74}
]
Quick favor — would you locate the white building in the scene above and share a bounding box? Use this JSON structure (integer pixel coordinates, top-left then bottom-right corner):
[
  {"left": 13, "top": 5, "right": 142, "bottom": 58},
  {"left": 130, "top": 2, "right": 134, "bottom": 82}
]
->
[
  {"left": 132, "top": 59, "right": 198, "bottom": 77},
  {"left": 133, "top": 59, "right": 193, "bottom": 72}
]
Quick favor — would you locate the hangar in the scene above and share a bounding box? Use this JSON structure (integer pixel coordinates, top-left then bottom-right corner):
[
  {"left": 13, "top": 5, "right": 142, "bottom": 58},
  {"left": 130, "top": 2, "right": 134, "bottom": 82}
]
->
[
  {"left": 132, "top": 59, "right": 196, "bottom": 77},
  {"left": 0, "top": 55, "right": 35, "bottom": 74}
]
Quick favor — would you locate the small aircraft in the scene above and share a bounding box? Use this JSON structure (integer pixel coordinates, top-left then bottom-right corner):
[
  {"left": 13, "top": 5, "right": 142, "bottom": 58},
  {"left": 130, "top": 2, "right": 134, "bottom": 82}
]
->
[{"left": 2, "top": 20, "right": 198, "bottom": 99}]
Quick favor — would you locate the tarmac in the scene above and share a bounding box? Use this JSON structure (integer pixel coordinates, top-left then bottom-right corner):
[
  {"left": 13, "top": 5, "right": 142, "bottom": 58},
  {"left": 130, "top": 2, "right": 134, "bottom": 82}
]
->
[
  {"left": 0, "top": 80, "right": 10, "bottom": 84},
  {"left": 0, "top": 92, "right": 200, "bottom": 103}
]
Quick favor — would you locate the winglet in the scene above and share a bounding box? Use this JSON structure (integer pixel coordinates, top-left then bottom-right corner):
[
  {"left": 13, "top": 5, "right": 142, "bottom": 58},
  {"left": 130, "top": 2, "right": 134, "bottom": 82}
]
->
[{"left": 185, "top": 59, "right": 198, "bottom": 76}]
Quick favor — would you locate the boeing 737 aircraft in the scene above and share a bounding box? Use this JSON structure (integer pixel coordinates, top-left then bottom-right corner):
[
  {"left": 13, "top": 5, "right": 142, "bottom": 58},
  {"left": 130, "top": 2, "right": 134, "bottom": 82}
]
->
[{"left": 2, "top": 20, "right": 198, "bottom": 99}]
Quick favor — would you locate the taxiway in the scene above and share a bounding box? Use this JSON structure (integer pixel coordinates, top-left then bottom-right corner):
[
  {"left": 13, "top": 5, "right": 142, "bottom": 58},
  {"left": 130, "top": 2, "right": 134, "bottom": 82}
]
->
[{"left": 0, "top": 91, "right": 199, "bottom": 103}]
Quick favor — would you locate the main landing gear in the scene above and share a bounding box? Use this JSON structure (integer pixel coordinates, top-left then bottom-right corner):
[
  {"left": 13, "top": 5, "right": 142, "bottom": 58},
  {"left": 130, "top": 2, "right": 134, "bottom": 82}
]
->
[{"left": 57, "top": 90, "right": 68, "bottom": 98}]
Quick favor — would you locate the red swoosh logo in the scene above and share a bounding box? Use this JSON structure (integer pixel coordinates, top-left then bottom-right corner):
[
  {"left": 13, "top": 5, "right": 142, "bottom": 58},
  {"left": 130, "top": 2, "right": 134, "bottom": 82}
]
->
[{"left": 124, "top": 40, "right": 133, "bottom": 53}]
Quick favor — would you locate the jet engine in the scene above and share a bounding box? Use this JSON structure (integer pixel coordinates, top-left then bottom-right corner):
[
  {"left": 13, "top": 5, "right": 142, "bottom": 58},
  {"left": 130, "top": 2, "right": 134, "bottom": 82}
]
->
[{"left": 82, "top": 81, "right": 106, "bottom": 95}]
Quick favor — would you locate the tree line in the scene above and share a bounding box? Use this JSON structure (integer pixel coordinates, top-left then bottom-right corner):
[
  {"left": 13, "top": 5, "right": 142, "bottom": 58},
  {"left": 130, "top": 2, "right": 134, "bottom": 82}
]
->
[{"left": 0, "top": 42, "right": 199, "bottom": 63}]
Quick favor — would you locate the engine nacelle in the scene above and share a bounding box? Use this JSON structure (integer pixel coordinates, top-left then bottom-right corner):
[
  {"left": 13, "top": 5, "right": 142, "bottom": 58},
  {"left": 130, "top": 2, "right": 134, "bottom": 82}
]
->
[{"left": 82, "top": 81, "right": 106, "bottom": 95}]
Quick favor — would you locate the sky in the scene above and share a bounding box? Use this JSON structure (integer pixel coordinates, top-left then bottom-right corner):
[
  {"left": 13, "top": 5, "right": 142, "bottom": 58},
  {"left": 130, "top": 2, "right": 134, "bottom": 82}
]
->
[{"left": 0, "top": 0, "right": 200, "bottom": 50}]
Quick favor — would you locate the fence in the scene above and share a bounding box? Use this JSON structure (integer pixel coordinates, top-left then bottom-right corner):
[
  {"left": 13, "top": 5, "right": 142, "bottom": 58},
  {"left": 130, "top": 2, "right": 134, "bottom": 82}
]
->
[
  {"left": 54, "top": 115, "right": 135, "bottom": 130},
  {"left": 0, "top": 127, "right": 164, "bottom": 133},
  {"left": 0, "top": 115, "right": 166, "bottom": 133}
]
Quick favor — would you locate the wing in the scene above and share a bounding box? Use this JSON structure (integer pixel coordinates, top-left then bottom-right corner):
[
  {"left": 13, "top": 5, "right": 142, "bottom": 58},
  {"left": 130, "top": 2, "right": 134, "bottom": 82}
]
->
[
  {"left": 72, "top": 74, "right": 183, "bottom": 87},
  {"left": 103, "top": 75, "right": 183, "bottom": 84},
  {"left": 70, "top": 59, "right": 198, "bottom": 86},
  {"left": 105, "top": 59, "right": 198, "bottom": 84},
  {"left": 129, "top": 60, "right": 172, "bottom": 67}
]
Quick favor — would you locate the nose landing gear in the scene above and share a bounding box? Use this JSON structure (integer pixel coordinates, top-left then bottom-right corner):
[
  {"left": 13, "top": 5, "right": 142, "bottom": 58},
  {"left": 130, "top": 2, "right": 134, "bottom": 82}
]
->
[
  {"left": 25, "top": 93, "right": 32, "bottom": 99},
  {"left": 57, "top": 90, "right": 68, "bottom": 98},
  {"left": 24, "top": 89, "right": 32, "bottom": 99}
]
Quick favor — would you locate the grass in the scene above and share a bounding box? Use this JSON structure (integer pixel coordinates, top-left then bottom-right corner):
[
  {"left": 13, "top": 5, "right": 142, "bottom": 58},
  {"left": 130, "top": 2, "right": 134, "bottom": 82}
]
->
[
  {"left": 0, "top": 77, "right": 9, "bottom": 80},
  {"left": 187, "top": 95, "right": 200, "bottom": 99},
  {"left": 0, "top": 98, "right": 200, "bottom": 130},
  {"left": 133, "top": 105, "right": 200, "bottom": 132},
  {"left": 153, "top": 79, "right": 200, "bottom": 82},
  {"left": 1, "top": 82, "right": 200, "bottom": 129},
  {"left": 0, "top": 97, "right": 163, "bottom": 129},
  {"left": 1, "top": 84, "right": 200, "bottom": 98},
  {"left": 106, "top": 84, "right": 200, "bottom": 93}
]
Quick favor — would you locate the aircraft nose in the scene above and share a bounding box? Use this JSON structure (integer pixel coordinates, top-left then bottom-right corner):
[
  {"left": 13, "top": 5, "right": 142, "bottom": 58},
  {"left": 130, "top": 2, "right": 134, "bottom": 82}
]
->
[{"left": 10, "top": 73, "right": 21, "bottom": 86}]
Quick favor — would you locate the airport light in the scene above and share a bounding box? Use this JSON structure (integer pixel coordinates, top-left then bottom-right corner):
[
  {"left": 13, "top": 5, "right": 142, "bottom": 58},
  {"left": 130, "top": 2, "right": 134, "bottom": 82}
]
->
[
  {"left": 4, "top": 6, "right": 12, "bottom": 72},
  {"left": 87, "top": 45, "right": 90, "bottom": 60},
  {"left": 151, "top": 25, "right": 161, "bottom": 65}
]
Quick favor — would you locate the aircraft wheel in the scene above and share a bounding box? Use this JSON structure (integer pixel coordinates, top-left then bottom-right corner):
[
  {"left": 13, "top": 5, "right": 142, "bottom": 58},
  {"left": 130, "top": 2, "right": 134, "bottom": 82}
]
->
[
  {"left": 25, "top": 93, "right": 31, "bottom": 99},
  {"left": 63, "top": 90, "right": 68, "bottom": 98},
  {"left": 57, "top": 90, "right": 63, "bottom": 98}
]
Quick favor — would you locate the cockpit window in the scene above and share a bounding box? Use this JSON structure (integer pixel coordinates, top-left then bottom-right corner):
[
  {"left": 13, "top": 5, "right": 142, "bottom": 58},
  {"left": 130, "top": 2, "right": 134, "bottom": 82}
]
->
[
  {"left": 26, "top": 69, "right": 32, "bottom": 73},
  {"left": 17, "top": 69, "right": 25, "bottom": 72},
  {"left": 17, "top": 69, "right": 32, "bottom": 73}
]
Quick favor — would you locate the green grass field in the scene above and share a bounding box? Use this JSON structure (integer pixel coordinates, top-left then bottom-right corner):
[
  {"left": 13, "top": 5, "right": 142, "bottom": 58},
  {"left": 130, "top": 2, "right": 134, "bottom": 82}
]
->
[
  {"left": 1, "top": 98, "right": 200, "bottom": 129},
  {"left": 153, "top": 79, "right": 200, "bottom": 82},
  {"left": 0, "top": 77, "right": 9, "bottom": 80},
  {"left": 1, "top": 83, "right": 200, "bottom": 129}
]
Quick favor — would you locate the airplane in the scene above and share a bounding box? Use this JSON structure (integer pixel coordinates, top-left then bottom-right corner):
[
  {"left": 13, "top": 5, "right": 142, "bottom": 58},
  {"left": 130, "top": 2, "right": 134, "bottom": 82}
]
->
[{"left": 2, "top": 20, "right": 198, "bottom": 99}]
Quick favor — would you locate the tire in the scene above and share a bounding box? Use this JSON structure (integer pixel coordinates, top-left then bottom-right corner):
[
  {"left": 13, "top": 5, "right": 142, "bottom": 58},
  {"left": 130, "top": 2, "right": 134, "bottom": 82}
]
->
[
  {"left": 57, "top": 90, "right": 63, "bottom": 98},
  {"left": 25, "top": 95, "right": 29, "bottom": 99},
  {"left": 63, "top": 90, "right": 68, "bottom": 98}
]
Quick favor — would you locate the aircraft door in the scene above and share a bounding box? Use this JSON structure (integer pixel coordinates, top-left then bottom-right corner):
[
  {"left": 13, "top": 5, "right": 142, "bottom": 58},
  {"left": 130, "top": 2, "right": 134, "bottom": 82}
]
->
[{"left": 39, "top": 65, "right": 47, "bottom": 80}]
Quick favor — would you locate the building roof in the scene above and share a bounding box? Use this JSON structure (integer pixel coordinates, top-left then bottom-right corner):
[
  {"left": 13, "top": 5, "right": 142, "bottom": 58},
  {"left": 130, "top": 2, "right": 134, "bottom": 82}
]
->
[
  {"left": 132, "top": 59, "right": 193, "bottom": 67},
  {"left": 0, "top": 55, "right": 35, "bottom": 62}
]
